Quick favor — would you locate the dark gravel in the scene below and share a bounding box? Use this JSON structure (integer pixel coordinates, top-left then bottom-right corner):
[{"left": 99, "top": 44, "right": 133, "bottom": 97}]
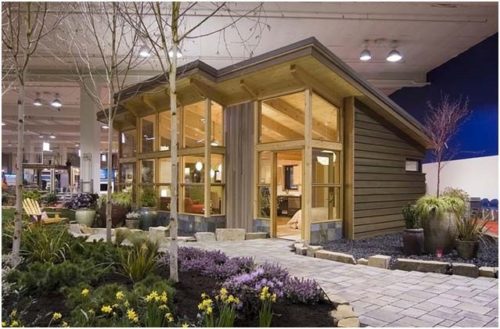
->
[{"left": 322, "top": 233, "right": 498, "bottom": 269}]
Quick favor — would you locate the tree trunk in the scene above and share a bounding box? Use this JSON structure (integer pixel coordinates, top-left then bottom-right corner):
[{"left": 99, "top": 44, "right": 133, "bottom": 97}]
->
[
  {"left": 12, "top": 72, "right": 26, "bottom": 263},
  {"left": 106, "top": 115, "right": 114, "bottom": 242},
  {"left": 436, "top": 159, "right": 441, "bottom": 197},
  {"left": 169, "top": 2, "right": 180, "bottom": 283}
]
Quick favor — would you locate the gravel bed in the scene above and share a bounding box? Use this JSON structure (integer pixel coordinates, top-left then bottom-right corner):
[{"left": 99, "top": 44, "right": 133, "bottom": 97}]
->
[{"left": 322, "top": 232, "right": 498, "bottom": 269}]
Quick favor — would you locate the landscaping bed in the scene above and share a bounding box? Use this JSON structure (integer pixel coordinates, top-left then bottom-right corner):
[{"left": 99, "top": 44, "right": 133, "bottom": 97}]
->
[
  {"left": 322, "top": 232, "right": 498, "bottom": 269},
  {"left": 2, "top": 221, "right": 335, "bottom": 327}
]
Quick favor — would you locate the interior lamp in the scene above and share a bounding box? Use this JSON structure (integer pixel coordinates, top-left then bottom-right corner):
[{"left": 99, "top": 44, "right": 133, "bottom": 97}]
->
[
  {"left": 210, "top": 169, "right": 215, "bottom": 178},
  {"left": 316, "top": 156, "right": 329, "bottom": 166},
  {"left": 139, "top": 46, "right": 151, "bottom": 58},
  {"left": 51, "top": 93, "right": 62, "bottom": 108},
  {"left": 195, "top": 161, "right": 203, "bottom": 171}
]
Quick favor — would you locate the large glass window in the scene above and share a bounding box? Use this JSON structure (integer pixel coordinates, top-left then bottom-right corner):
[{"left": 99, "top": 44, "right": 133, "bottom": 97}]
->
[
  {"left": 141, "top": 159, "right": 155, "bottom": 184},
  {"left": 312, "top": 93, "right": 339, "bottom": 142},
  {"left": 141, "top": 114, "right": 156, "bottom": 153},
  {"left": 209, "top": 154, "right": 224, "bottom": 215},
  {"left": 120, "top": 129, "right": 137, "bottom": 158},
  {"left": 312, "top": 149, "right": 341, "bottom": 221},
  {"left": 260, "top": 92, "right": 305, "bottom": 143},
  {"left": 211, "top": 102, "right": 224, "bottom": 147},
  {"left": 183, "top": 101, "right": 205, "bottom": 148},
  {"left": 180, "top": 155, "right": 205, "bottom": 214}
]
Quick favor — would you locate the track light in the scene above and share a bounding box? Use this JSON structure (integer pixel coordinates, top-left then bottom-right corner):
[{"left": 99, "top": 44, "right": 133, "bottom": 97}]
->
[
  {"left": 359, "top": 49, "right": 372, "bottom": 61},
  {"left": 386, "top": 49, "right": 402, "bottom": 62},
  {"left": 51, "top": 93, "right": 62, "bottom": 108},
  {"left": 33, "top": 93, "right": 43, "bottom": 106},
  {"left": 139, "top": 46, "right": 151, "bottom": 58}
]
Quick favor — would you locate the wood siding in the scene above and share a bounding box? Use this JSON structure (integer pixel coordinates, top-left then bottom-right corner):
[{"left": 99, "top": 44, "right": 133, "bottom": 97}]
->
[
  {"left": 225, "top": 102, "right": 254, "bottom": 231},
  {"left": 353, "top": 101, "right": 426, "bottom": 239}
]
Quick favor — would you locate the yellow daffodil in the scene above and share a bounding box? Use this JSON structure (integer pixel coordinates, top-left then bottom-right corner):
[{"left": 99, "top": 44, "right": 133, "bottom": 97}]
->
[
  {"left": 198, "top": 297, "right": 214, "bottom": 314},
  {"left": 2, "top": 321, "right": 6, "bottom": 326},
  {"left": 115, "top": 291, "right": 125, "bottom": 301},
  {"left": 165, "top": 313, "right": 174, "bottom": 322},
  {"left": 52, "top": 312, "right": 62, "bottom": 321},
  {"left": 81, "top": 288, "right": 89, "bottom": 297},
  {"left": 206, "top": 306, "right": 213, "bottom": 315},
  {"left": 160, "top": 291, "right": 168, "bottom": 303},
  {"left": 182, "top": 323, "right": 189, "bottom": 328},
  {"left": 10, "top": 310, "right": 17, "bottom": 318},
  {"left": 159, "top": 304, "right": 168, "bottom": 311},
  {"left": 62, "top": 321, "right": 69, "bottom": 327},
  {"left": 101, "top": 305, "right": 113, "bottom": 314},
  {"left": 271, "top": 293, "right": 277, "bottom": 303},
  {"left": 11, "top": 320, "right": 19, "bottom": 327},
  {"left": 201, "top": 292, "right": 208, "bottom": 299},
  {"left": 146, "top": 290, "right": 159, "bottom": 303},
  {"left": 127, "top": 309, "right": 138, "bottom": 322}
]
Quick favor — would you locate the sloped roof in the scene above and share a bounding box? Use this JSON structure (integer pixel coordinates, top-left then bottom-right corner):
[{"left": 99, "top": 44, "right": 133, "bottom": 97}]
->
[{"left": 111, "top": 37, "right": 431, "bottom": 148}]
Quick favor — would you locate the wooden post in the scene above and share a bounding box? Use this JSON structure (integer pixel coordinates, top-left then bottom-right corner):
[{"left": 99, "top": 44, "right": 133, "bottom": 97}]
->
[
  {"left": 252, "top": 101, "right": 260, "bottom": 225},
  {"left": 204, "top": 99, "right": 212, "bottom": 218},
  {"left": 303, "top": 89, "right": 313, "bottom": 243},
  {"left": 343, "top": 97, "right": 355, "bottom": 240},
  {"left": 270, "top": 151, "right": 277, "bottom": 238}
]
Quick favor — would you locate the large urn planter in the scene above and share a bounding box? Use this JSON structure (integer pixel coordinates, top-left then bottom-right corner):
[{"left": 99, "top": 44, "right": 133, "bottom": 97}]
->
[
  {"left": 422, "top": 212, "right": 458, "bottom": 254},
  {"left": 138, "top": 207, "right": 158, "bottom": 231},
  {"left": 75, "top": 209, "right": 96, "bottom": 227},
  {"left": 98, "top": 204, "right": 130, "bottom": 227},
  {"left": 402, "top": 228, "right": 424, "bottom": 255},
  {"left": 455, "top": 239, "right": 479, "bottom": 260},
  {"left": 126, "top": 219, "right": 140, "bottom": 229}
]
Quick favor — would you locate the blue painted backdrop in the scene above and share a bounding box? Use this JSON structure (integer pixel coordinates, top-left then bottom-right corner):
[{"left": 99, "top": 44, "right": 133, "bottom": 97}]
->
[{"left": 390, "top": 34, "right": 498, "bottom": 163}]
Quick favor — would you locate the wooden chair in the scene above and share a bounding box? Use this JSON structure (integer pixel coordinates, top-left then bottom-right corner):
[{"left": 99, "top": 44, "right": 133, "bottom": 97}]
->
[{"left": 22, "top": 198, "right": 67, "bottom": 225}]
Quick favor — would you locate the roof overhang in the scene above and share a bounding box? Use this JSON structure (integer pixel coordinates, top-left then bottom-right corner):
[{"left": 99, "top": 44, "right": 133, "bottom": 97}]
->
[{"left": 105, "top": 37, "right": 431, "bottom": 149}]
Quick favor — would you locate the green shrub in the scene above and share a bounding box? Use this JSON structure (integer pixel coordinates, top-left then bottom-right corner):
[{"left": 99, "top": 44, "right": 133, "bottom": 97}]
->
[
  {"left": 119, "top": 239, "right": 159, "bottom": 283},
  {"left": 42, "top": 192, "right": 58, "bottom": 206},
  {"left": 115, "top": 228, "right": 131, "bottom": 246},
  {"left": 7, "top": 260, "right": 107, "bottom": 296},
  {"left": 99, "top": 191, "right": 132, "bottom": 208},
  {"left": 415, "top": 195, "right": 465, "bottom": 220},
  {"left": 23, "top": 189, "right": 42, "bottom": 201},
  {"left": 402, "top": 203, "right": 420, "bottom": 229},
  {"left": 67, "top": 240, "right": 121, "bottom": 265},
  {"left": 140, "top": 187, "right": 157, "bottom": 208}
]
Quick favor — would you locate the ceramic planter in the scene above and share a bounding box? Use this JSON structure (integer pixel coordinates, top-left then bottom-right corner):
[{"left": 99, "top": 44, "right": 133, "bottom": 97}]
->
[
  {"left": 75, "top": 209, "right": 96, "bottom": 227},
  {"left": 126, "top": 219, "right": 140, "bottom": 229},
  {"left": 98, "top": 203, "right": 130, "bottom": 227},
  {"left": 402, "top": 228, "right": 424, "bottom": 255},
  {"left": 138, "top": 207, "right": 158, "bottom": 230},
  {"left": 422, "top": 212, "right": 458, "bottom": 254},
  {"left": 455, "top": 239, "right": 479, "bottom": 259}
]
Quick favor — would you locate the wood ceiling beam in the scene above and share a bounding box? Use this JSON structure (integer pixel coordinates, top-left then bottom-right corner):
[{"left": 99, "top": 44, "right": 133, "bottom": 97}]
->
[
  {"left": 261, "top": 115, "right": 302, "bottom": 140},
  {"left": 189, "top": 78, "right": 227, "bottom": 106},
  {"left": 240, "top": 79, "right": 258, "bottom": 99},
  {"left": 290, "top": 64, "right": 343, "bottom": 108}
]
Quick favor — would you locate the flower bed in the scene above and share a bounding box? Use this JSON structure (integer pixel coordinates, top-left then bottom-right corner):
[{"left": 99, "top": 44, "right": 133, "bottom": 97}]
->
[{"left": 2, "top": 222, "right": 334, "bottom": 327}]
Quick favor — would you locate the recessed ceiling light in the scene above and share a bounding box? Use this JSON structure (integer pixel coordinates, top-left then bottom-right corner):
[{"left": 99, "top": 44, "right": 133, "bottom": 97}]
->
[
  {"left": 386, "top": 49, "right": 403, "bottom": 62},
  {"left": 49, "top": 135, "right": 56, "bottom": 139}
]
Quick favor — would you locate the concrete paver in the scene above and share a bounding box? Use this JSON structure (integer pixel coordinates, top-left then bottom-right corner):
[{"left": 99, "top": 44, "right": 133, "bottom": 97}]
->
[{"left": 172, "top": 239, "right": 498, "bottom": 327}]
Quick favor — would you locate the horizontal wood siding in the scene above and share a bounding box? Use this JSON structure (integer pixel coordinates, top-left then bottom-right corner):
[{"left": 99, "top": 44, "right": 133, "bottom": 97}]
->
[
  {"left": 353, "top": 101, "right": 426, "bottom": 239},
  {"left": 225, "top": 102, "right": 254, "bottom": 231}
]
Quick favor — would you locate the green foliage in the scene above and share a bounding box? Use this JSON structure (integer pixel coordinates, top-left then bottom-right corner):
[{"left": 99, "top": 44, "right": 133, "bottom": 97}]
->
[
  {"left": 415, "top": 195, "right": 465, "bottom": 220},
  {"left": 42, "top": 192, "right": 58, "bottom": 206},
  {"left": 7, "top": 260, "right": 106, "bottom": 296},
  {"left": 119, "top": 238, "right": 159, "bottom": 283},
  {"left": 140, "top": 187, "right": 157, "bottom": 207},
  {"left": 442, "top": 187, "right": 469, "bottom": 204},
  {"left": 99, "top": 191, "right": 132, "bottom": 208},
  {"left": 67, "top": 240, "right": 121, "bottom": 265},
  {"left": 23, "top": 189, "right": 42, "bottom": 201},
  {"left": 115, "top": 228, "right": 131, "bottom": 246},
  {"left": 402, "top": 203, "right": 420, "bottom": 229},
  {"left": 21, "top": 224, "right": 72, "bottom": 264},
  {"left": 456, "top": 215, "right": 487, "bottom": 241}
]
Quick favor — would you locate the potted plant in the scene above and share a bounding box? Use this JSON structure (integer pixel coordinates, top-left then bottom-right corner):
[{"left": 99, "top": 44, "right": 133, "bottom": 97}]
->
[
  {"left": 455, "top": 215, "right": 487, "bottom": 259},
  {"left": 125, "top": 211, "right": 140, "bottom": 229},
  {"left": 97, "top": 190, "right": 132, "bottom": 227},
  {"left": 415, "top": 195, "right": 465, "bottom": 254},
  {"left": 138, "top": 186, "right": 158, "bottom": 230},
  {"left": 402, "top": 203, "right": 424, "bottom": 255},
  {"left": 64, "top": 193, "right": 99, "bottom": 227}
]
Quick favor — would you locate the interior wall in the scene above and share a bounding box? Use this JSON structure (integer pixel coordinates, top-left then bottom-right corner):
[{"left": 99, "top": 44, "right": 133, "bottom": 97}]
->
[
  {"left": 423, "top": 155, "right": 498, "bottom": 199},
  {"left": 225, "top": 102, "right": 254, "bottom": 231},
  {"left": 277, "top": 159, "right": 302, "bottom": 196}
]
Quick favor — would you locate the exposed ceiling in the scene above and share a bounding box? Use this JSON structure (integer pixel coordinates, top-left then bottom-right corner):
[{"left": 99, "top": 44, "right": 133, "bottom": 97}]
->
[{"left": 2, "top": 2, "right": 497, "bottom": 156}]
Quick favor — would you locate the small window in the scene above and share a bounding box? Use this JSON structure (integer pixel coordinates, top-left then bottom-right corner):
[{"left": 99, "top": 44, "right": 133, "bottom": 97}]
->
[{"left": 405, "top": 159, "right": 421, "bottom": 172}]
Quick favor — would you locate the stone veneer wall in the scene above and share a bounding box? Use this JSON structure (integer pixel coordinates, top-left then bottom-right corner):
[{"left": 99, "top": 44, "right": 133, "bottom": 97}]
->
[
  {"left": 310, "top": 220, "right": 343, "bottom": 245},
  {"left": 253, "top": 219, "right": 271, "bottom": 233},
  {"left": 158, "top": 211, "right": 226, "bottom": 236}
]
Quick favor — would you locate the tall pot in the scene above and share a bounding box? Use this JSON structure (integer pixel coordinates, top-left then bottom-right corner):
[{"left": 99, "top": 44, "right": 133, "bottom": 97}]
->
[
  {"left": 138, "top": 207, "right": 158, "bottom": 231},
  {"left": 98, "top": 203, "right": 130, "bottom": 227},
  {"left": 422, "top": 212, "right": 458, "bottom": 254},
  {"left": 75, "top": 209, "right": 96, "bottom": 227},
  {"left": 455, "top": 239, "right": 479, "bottom": 260},
  {"left": 402, "top": 228, "right": 424, "bottom": 255}
]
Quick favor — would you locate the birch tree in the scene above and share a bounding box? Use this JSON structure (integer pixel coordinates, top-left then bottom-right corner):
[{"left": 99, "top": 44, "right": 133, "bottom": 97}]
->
[
  {"left": 123, "top": 2, "right": 267, "bottom": 282},
  {"left": 63, "top": 2, "right": 144, "bottom": 242},
  {"left": 424, "top": 95, "right": 470, "bottom": 196},
  {"left": 2, "top": 2, "right": 64, "bottom": 261}
]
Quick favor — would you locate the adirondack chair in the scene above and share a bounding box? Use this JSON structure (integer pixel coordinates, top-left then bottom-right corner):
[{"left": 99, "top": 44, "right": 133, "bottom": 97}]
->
[{"left": 22, "top": 198, "right": 67, "bottom": 225}]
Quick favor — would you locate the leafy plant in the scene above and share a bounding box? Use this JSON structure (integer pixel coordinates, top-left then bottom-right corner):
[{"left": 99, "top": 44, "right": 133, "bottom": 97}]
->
[
  {"left": 98, "top": 191, "right": 132, "bottom": 208},
  {"left": 64, "top": 193, "right": 99, "bottom": 210},
  {"left": 115, "top": 228, "right": 131, "bottom": 246},
  {"left": 415, "top": 195, "right": 465, "bottom": 220},
  {"left": 258, "top": 286, "right": 276, "bottom": 327},
  {"left": 442, "top": 187, "right": 469, "bottom": 204},
  {"left": 140, "top": 187, "right": 157, "bottom": 208},
  {"left": 119, "top": 238, "right": 159, "bottom": 282},
  {"left": 42, "top": 192, "right": 58, "bottom": 206},
  {"left": 21, "top": 224, "right": 72, "bottom": 264},
  {"left": 456, "top": 215, "right": 487, "bottom": 241},
  {"left": 283, "top": 277, "right": 323, "bottom": 304},
  {"left": 402, "top": 203, "right": 420, "bottom": 229},
  {"left": 23, "top": 189, "right": 42, "bottom": 201}
]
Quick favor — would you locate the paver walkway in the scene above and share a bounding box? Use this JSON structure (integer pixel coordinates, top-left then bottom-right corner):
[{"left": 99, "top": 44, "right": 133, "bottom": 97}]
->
[{"left": 173, "top": 238, "right": 498, "bottom": 327}]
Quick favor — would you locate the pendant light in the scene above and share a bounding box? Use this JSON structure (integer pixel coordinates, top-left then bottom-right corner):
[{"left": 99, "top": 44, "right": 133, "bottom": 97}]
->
[
  {"left": 51, "top": 93, "right": 62, "bottom": 108},
  {"left": 359, "top": 40, "right": 372, "bottom": 61},
  {"left": 386, "top": 41, "right": 403, "bottom": 62},
  {"left": 33, "top": 92, "right": 43, "bottom": 106}
]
